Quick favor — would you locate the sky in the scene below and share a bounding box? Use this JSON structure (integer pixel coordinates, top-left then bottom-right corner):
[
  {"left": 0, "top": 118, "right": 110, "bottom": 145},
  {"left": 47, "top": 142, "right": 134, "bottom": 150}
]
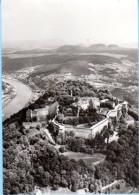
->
[{"left": 2, "top": 0, "right": 138, "bottom": 48}]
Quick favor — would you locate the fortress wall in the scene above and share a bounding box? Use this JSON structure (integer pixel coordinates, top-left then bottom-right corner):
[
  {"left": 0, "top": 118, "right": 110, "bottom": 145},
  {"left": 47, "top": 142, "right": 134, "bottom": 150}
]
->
[
  {"left": 65, "top": 126, "right": 92, "bottom": 139},
  {"left": 55, "top": 102, "right": 127, "bottom": 139},
  {"left": 107, "top": 109, "right": 117, "bottom": 118},
  {"left": 74, "top": 128, "right": 92, "bottom": 139},
  {"left": 91, "top": 118, "right": 109, "bottom": 138},
  {"left": 89, "top": 102, "right": 126, "bottom": 138}
]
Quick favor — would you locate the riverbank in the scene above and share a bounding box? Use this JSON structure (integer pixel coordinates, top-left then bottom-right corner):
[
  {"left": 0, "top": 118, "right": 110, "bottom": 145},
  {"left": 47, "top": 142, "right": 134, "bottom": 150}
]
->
[{"left": 2, "top": 76, "right": 34, "bottom": 121}]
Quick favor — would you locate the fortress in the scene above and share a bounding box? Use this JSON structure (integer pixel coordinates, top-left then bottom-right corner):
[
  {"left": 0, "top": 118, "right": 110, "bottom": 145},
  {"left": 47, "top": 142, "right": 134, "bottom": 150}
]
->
[{"left": 53, "top": 101, "right": 128, "bottom": 140}]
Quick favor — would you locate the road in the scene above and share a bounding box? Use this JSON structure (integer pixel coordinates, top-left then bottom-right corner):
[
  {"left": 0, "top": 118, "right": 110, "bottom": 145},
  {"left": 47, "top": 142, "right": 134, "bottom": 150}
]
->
[{"left": 2, "top": 76, "right": 33, "bottom": 121}]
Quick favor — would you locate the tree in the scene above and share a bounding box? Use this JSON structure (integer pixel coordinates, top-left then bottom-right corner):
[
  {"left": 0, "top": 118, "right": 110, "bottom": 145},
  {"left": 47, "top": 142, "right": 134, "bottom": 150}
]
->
[
  {"left": 57, "top": 114, "right": 64, "bottom": 124},
  {"left": 102, "top": 125, "right": 112, "bottom": 145},
  {"left": 38, "top": 166, "right": 44, "bottom": 176},
  {"left": 53, "top": 173, "right": 61, "bottom": 185}
]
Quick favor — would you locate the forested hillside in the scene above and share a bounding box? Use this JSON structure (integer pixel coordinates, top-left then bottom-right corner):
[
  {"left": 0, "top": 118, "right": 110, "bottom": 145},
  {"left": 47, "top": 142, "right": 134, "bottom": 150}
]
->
[{"left": 3, "top": 82, "right": 139, "bottom": 194}]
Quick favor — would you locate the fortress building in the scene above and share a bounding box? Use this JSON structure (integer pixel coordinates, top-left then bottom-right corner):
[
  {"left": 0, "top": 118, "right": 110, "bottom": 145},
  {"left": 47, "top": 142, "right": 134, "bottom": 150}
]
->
[{"left": 26, "top": 102, "right": 59, "bottom": 121}]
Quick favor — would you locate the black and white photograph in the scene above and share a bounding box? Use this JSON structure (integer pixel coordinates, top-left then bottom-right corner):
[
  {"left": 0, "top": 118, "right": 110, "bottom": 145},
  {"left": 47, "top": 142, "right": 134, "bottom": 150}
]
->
[{"left": 2, "top": 0, "right": 138, "bottom": 194}]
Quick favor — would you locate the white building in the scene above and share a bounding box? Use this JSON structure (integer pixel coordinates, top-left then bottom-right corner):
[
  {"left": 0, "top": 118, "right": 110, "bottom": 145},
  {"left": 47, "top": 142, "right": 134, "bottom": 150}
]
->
[{"left": 72, "top": 97, "right": 100, "bottom": 110}]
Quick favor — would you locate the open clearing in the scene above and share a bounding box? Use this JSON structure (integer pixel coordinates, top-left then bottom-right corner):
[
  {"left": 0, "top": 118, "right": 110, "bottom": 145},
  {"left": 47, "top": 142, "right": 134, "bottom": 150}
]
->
[
  {"left": 36, "top": 186, "right": 86, "bottom": 194},
  {"left": 63, "top": 151, "right": 106, "bottom": 165}
]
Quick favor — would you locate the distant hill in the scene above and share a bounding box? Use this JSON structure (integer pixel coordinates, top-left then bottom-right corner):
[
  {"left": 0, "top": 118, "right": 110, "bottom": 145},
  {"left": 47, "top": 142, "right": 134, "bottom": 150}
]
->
[
  {"left": 53, "top": 44, "right": 120, "bottom": 53},
  {"left": 108, "top": 44, "right": 118, "bottom": 48},
  {"left": 56, "top": 45, "right": 84, "bottom": 53},
  {"left": 89, "top": 43, "right": 107, "bottom": 48},
  {"left": 2, "top": 43, "right": 138, "bottom": 73},
  {"left": 2, "top": 52, "right": 122, "bottom": 73},
  {"left": 6, "top": 43, "right": 137, "bottom": 55}
]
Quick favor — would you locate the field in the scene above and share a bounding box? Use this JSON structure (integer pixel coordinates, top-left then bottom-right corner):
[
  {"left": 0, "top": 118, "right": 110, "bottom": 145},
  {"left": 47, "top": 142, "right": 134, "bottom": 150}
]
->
[
  {"left": 37, "top": 186, "right": 86, "bottom": 194},
  {"left": 63, "top": 151, "right": 106, "bottom": 165}
]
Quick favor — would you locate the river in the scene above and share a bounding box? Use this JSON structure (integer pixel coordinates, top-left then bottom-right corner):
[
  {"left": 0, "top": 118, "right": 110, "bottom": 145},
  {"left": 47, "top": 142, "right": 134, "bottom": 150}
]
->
[{"left": 2, "top": 76, "right": 33, "bottom": 121}]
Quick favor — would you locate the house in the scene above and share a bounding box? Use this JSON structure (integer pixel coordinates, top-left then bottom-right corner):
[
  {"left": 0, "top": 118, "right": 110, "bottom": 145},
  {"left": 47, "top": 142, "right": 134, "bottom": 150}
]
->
[{"left": 26, "top": 102, "right": 59, "bottom": 121}]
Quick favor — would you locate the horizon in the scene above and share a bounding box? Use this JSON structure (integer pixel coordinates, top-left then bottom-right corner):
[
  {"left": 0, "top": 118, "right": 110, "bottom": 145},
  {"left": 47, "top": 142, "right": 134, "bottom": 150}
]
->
[{"left": 2, "top": 39, "right": 138, "bottom": 50}]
